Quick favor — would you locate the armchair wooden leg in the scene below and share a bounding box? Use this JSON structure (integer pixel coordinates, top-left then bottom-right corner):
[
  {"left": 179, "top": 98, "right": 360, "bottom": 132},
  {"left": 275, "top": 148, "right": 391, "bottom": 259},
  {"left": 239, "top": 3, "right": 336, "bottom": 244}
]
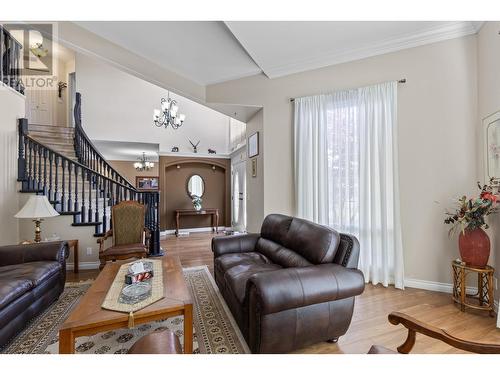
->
[
  {"left": 99, "top": 257, "right": 106, "bottom": 270},
  {"left": 397, "top": 329, "right": 416, "bottom": 354}
]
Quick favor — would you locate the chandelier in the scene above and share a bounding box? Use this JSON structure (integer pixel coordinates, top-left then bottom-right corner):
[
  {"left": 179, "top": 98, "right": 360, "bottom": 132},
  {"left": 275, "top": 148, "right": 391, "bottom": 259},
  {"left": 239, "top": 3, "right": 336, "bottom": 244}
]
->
[
  {"left": 134, "top": 152, "right": 155, "bottom": 171},
  {"left": 153, "top": 93, "right": 186, "bottom": 129}
]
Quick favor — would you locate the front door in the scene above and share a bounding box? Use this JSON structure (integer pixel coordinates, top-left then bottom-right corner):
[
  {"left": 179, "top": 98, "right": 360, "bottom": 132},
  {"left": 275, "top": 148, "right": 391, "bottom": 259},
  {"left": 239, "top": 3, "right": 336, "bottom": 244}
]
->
[{"left": 232, "top": 160, "right": 247, "bottom": 232}]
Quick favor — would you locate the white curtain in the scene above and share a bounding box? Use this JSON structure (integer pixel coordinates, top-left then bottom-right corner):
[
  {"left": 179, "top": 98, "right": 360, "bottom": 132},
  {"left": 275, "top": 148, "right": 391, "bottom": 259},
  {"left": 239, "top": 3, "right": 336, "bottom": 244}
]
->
[{"left": 294, "top": 81, "right": 404, "bottom": 289}]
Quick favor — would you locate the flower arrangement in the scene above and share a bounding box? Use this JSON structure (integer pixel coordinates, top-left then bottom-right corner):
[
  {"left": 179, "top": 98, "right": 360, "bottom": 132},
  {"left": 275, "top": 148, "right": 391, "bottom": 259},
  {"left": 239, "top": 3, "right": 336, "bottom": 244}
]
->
[
  {"left": 192, "top": 195, "right": 202, "bottom": 211},
  {"left": 444, "top": 179, "right": 499, "bottom": 236}
]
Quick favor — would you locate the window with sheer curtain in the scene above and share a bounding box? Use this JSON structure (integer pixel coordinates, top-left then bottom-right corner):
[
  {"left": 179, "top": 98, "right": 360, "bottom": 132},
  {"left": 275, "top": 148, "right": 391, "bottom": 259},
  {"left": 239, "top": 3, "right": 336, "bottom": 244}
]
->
[{"left": 294, "top": 82, "right": 404, "bottom": 289}]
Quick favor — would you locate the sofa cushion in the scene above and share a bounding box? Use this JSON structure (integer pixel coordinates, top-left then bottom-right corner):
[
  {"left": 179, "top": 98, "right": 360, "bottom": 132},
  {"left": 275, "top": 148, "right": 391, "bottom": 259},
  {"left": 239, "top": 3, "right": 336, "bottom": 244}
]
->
[
  {"left": 224, "top": 262, "right": 282, "bottom": 304},
  {"left": 214, "top": 252, "right": 272, "bottom": 275},
  {"left": 0, "top": 277, "right": 33, "bottom": 311},
  {"left": 0, "top": 260, "right": 61, "bottom": 287},
  {"left": 259, "top": 214, "right": 340, "bottom": 265},
  {"left": 255, "top": 238, "right": 312, "bottom": 268}
]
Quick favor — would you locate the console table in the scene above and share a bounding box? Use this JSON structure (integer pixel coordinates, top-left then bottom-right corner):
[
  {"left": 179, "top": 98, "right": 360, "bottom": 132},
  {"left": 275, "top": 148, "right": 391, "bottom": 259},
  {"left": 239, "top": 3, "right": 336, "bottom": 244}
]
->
[{"left": 175, "top": 208, "right": 219, "bottom": 236}]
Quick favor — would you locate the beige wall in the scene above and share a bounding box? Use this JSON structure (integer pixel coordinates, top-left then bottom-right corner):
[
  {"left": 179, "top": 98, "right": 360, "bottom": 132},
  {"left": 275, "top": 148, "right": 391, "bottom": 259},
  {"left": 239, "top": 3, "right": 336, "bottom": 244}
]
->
[
  {"left": 0, "top": 86, "right": 25, "bottom": 246},
  {"left": 207, "top": 36, "right": 479, "bottom": 286},
  {"left": 108, "top": 160, "right": 159, "bottom": 187},
  {"left": 477, "top": 22, "right": 500, "bottom": 298},
  {"left": 245, "top": 109, "right": 264, "bottom": 232}
]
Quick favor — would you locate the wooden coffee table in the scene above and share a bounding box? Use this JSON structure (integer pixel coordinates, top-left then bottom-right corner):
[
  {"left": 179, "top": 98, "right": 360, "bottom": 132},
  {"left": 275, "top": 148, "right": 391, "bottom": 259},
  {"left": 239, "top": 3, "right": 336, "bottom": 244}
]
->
[{"left": 59, "top": 255, "right": 193, "bottom": 354}]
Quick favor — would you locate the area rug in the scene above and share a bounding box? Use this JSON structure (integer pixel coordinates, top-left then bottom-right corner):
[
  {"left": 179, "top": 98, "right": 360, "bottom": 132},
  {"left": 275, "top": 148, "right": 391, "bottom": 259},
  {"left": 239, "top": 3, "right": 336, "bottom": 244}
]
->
[{"left": 2, "top": 265, "right": 250, "bottom": 354}]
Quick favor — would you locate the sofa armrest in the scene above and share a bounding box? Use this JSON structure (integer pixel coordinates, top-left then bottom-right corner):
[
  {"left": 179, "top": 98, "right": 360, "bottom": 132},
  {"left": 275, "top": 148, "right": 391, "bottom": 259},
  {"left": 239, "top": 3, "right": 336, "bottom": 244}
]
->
[
  {"left": 0, "top": 241, "right": 69, "bottom": 267},
  {"left": 333, "top": 233, "right": 360, "bottom": 269},
  {"left": 247, "top": 263, "right": 365, "bottom": 315},
  {"left": 211, "top": 233, "right": 260, "bottom": 258}
]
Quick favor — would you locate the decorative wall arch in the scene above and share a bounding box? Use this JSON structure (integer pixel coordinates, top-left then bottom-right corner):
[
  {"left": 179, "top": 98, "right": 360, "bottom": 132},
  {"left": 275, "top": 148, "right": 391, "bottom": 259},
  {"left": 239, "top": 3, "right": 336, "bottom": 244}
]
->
[{"left": 159, "top": 156, "right": 231, "bottom": 231}]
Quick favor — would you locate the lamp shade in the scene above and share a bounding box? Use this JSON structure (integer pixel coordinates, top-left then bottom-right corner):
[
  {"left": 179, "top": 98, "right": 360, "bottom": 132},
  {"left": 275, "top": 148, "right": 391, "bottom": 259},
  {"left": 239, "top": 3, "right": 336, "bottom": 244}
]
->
[{"left": 15, "top": 195, "right": 60, "bottom": 219}]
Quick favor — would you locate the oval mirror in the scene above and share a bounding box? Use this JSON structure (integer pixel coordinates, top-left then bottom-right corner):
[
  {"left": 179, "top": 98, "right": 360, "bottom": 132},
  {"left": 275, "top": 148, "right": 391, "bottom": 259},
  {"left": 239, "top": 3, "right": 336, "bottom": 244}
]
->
[{"left": 187, "top": 174, "right": 205, "bottom": 198}]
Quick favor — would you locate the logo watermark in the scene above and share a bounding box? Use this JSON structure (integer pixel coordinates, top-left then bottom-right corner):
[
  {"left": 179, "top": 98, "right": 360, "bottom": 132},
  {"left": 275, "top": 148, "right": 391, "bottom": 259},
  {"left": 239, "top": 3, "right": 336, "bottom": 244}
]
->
[{"left": 1, "top": 22, "right": 58, "bottom": 92}]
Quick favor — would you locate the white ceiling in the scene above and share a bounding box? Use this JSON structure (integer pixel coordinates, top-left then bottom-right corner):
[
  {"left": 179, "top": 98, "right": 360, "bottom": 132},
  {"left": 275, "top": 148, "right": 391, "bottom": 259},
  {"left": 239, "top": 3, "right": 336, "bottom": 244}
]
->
[
  {"left": 92, "top": 140, "right": 159, "bottom": 161},
  {"left": 75, "top": 21, "right": 261, "bottom": 85},
  {"left": 225, "top": 21, "right": 482, "bottom": 78},
  {"left": 74, "top": 21, "right": 482, "bottom": 86}
]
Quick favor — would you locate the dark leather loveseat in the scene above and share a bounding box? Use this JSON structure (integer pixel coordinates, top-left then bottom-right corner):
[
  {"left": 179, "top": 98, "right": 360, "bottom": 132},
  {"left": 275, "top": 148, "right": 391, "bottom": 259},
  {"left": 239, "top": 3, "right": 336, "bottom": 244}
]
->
[
  {"left": 0, "top": 241, "right": 68, "bottom": 349},
  {"left": 212, "top": 214, "right": 365, "bottom": 353}
]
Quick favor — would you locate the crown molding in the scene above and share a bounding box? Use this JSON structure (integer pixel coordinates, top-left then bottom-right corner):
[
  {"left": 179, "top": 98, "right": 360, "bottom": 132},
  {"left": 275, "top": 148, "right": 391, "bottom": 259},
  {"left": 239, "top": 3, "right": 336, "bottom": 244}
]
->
[{"left": 263, "top": 21, "right": 479, "bottom": 79}]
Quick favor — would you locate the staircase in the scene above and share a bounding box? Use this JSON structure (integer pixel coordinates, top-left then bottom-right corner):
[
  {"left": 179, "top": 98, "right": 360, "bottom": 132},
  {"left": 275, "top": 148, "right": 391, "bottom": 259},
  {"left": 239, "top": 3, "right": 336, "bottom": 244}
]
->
[
  {"left": 28, "top": 124, "right": 77, "bottom": 160},
  {"left": 17, "top": 93, "right": 162, "bottom": 255}
]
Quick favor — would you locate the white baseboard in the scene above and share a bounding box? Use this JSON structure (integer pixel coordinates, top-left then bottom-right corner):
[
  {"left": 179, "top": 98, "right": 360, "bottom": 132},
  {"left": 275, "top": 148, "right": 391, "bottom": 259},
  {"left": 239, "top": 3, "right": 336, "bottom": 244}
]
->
[
  {"left": 405, "top": 277, "right": 498, "bottom": 313},
  {"left": 162, "top": 227, "right": 232, "bottom": 235},
  {"left": 405, "top": 277, "right": 478, "bottom": 294},
  {"left": 67, "top": 261, "right": 100, "bottom": 271}
]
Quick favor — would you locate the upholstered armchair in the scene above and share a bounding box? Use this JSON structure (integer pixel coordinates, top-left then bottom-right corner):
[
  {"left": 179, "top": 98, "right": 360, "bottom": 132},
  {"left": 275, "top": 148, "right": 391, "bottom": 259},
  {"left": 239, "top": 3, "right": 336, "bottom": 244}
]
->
[
  {"left": 97, "top": 200, "right": 150, "bottom": 270},
  {"left": 212, "top": 214, "right": 365, "bottom": 353}
]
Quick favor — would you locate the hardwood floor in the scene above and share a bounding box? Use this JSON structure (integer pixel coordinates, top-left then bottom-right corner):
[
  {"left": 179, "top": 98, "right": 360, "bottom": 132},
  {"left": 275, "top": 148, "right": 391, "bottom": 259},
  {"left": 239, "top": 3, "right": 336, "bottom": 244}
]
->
[{"left": 66, "top": 232, "right": 500, "bottom": 354}]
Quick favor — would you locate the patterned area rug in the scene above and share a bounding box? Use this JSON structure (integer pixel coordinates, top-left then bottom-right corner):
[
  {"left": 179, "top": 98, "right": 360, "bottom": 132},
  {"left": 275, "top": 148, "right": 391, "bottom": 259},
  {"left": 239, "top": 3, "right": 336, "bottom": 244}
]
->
[{"left": 2, "top": 265, "right": 250, "bottom": 354}]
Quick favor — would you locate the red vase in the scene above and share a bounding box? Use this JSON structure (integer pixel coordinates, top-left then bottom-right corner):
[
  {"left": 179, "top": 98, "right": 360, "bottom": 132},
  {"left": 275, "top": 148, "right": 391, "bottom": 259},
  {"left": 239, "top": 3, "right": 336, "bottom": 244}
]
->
[{"left": 458, "top": 227, "right": 490, "bottom": 267}]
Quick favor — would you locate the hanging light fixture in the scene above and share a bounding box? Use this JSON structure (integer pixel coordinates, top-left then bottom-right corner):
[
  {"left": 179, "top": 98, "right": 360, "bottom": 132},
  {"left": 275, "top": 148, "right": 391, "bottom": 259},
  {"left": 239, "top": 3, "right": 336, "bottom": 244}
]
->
[
  {"left": 153, "top": 92, "right": 186, "bottom": 129},
  {"left": 134, "top": 152, "right": 155, "bottom": 171}
]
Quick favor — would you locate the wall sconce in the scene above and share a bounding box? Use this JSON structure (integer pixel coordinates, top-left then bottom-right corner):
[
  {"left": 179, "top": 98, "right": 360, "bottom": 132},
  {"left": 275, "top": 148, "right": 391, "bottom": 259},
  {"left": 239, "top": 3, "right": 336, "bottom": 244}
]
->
[
  {"left": 212, "top": 165, "right": 216, "bottom": 172},
  {"left": 176, "top": 165, "right": 181, "bottom": 169},
  {"left": 58, "top": 81, "right": 67, "bottom": 99}
]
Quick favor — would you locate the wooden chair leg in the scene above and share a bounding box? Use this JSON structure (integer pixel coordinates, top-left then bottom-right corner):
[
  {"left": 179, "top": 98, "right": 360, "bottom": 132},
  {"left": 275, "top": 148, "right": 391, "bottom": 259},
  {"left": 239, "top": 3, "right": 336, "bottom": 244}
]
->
[
  {"left": 99, "top": 256, "right": 106, "bottom": 270},
  {"left": 397, "top": 329, "right": 416, "bottom": 354}
]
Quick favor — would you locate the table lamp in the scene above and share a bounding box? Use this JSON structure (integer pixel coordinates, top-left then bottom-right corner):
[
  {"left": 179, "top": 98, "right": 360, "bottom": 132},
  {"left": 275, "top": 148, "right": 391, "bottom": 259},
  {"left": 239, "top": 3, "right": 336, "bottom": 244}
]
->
[{"left": 15, "top": 195, "right": 60, "bottom": 243}]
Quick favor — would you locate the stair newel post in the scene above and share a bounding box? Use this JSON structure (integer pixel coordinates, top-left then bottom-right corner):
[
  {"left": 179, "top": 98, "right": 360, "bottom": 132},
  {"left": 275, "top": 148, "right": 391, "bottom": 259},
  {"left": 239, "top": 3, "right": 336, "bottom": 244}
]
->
[
  {"left": 80, "top": 168, "right": 86, "bottom": 223},
  {"left": 61, "top": 158, "right": 66, "bottom": 212},
  {"left": 17, "top": 118, "right": 28, "bottom": 182},
  {"left": 48, "top": 152, "right": 53, "bottom": 202},
  {"left": 148, "top": 191, "right": 162, "bottom": 256}
]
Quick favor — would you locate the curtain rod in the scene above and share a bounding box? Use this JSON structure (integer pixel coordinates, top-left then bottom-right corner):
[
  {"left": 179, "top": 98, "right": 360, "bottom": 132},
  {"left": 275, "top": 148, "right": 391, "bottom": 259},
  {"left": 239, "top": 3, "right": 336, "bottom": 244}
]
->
[{"left": 289, "top": 79, "right": 407, "bottom": 102}]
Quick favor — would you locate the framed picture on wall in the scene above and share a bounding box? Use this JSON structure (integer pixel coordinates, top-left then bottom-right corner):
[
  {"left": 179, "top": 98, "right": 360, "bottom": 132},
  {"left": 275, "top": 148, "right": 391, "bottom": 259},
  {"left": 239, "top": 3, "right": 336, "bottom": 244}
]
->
[
  {"left": 136, "top": 176, "right": 159, "bottom": 191},
  {"left": 248, "top": 131, "right": 259, "bottom": 158}
]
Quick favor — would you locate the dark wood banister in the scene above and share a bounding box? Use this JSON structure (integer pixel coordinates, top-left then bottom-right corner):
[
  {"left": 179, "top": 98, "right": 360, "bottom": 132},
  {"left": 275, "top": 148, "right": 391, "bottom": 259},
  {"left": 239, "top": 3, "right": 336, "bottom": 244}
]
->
[{"left": 23, "top": 130, "right": 134, "bottom": 191}]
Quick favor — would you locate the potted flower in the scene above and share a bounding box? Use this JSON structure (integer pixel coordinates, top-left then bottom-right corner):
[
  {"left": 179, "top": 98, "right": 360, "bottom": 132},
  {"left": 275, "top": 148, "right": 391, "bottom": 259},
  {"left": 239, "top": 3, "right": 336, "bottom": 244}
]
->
[
  {"left": 444, "top": 179, "right": 499, "bottom": 267},
  {"left": 192, "top": 195, "right": 202, "bottom": 211}
]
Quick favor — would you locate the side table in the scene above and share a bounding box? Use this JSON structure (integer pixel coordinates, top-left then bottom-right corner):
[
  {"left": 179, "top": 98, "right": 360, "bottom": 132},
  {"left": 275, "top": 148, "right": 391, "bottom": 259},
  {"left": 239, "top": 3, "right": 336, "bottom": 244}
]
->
[
  {"left": 20, "top": 239, "right": 79, "bottom": 273},
  {"left": 452, "top": 260, "right": 495, "bottom": 316}
]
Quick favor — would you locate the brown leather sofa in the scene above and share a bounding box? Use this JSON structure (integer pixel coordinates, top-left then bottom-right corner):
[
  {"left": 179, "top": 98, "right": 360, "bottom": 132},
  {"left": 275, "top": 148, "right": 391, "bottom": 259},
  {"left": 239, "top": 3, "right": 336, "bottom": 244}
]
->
[
  {"left": 0, "top": 241, "right": 68, "bottom": 350},
  {"left": 212, "top": 214, "right": 365, "bottom": 353}
]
